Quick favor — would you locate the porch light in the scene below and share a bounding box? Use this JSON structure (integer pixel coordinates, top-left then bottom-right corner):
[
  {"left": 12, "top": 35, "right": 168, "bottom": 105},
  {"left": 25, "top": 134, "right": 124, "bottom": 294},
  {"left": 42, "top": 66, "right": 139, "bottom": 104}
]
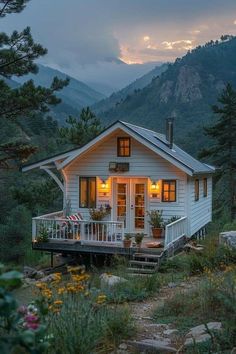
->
[
  {"left": 151, "top": 181, "right": 158, "bottom": 190},
  {"left": 101, "top": 180, "right": 107, "bottom": 189}
]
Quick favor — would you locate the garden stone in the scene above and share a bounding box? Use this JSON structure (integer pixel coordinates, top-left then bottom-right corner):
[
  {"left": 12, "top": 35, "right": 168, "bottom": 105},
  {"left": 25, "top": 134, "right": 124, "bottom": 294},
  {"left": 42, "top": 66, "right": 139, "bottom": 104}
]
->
[
  {"left": 185, "top": 322, "right": 222, "bottom": 346},
  {"left": 128, "top": 339, "right": 177, "bottom": 353},
  {"left": 100, "top": 273, "right": 127, "bottom": 289},
  {"left": 40, "top": 274, "right": 57, "bottom": 282},
  {"left": 119, "top": 343, "right": 128, "bottom": 350},
  {"left": 168, "top": 282, "right": 177, "bottom": 288},
  {"left": 163, "top": 329, "right": 178, "bottom": 336},
  {"left": 23, "top": 266, "right": 37, "bottom": 278},
  {"left": 34, "top": 271, "right": 45, "bottom": 280},
  {"left": 185, "top": 333, "right": 211, "bottom": 346},
  {"left": 186, "top": 322, "right": 222, "bottom": 337},
  {"left": 219, "top": 231, "right": 236, "bottom": 248}
]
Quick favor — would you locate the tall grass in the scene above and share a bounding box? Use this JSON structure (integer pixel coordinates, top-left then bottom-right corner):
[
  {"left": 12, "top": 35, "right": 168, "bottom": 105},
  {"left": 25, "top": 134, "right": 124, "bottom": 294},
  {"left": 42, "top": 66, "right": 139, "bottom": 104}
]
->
[{"left": 153, "top": 267, "right": 236, "bottom": 351}]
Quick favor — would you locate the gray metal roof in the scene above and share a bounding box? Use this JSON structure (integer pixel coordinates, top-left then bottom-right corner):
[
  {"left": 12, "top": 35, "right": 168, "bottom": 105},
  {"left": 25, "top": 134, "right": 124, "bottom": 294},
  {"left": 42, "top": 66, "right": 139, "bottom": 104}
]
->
[{"left": 120, "top": 121, "right": 215, "bottom": 175}]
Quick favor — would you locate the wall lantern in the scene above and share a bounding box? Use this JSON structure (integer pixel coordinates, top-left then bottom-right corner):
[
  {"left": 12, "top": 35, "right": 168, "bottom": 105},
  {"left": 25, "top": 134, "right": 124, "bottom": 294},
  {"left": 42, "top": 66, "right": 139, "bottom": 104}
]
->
[
  {"left": 101, "top": 180, "right": 107, "bottom": 189},
  {"left": 151, "top": 181, "right": 159, "bottom": 190}
]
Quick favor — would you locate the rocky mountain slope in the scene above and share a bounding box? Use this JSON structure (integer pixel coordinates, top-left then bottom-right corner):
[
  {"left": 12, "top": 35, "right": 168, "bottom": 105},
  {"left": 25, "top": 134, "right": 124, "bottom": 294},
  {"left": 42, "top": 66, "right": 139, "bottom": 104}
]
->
[
  {"left": 93, "top": 63, "right": 168, "bottom": 113},
  {"left": 98, "top": 37, "right": 236, "bottom": 155}
]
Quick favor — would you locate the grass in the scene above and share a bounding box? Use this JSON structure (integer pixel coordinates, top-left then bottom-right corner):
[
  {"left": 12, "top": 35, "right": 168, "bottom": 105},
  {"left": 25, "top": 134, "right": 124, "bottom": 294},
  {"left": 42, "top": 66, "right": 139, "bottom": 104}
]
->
[{"left": 153, "top": 266, "right": 236, "bottom": 351}]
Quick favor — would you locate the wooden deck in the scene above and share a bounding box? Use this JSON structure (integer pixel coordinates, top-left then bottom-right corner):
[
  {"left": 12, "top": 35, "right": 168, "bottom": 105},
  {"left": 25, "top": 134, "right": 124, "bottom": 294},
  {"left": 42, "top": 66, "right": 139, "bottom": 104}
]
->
[{"left": 32, "top": 237, "right": 165, "bottom": 257}]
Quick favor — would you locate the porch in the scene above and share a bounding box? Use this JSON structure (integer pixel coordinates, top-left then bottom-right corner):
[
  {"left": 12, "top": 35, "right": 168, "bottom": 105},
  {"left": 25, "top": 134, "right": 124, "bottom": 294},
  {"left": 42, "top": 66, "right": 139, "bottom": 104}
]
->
[{"left": 32, "top": 211, "right": 188, "bottom": 255}]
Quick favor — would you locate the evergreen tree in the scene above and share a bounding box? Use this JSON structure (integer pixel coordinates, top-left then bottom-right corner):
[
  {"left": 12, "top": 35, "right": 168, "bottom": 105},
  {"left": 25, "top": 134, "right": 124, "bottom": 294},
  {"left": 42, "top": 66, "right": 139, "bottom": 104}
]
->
[
  {"left": 0, "top": 0, "right": 69, "bottom": 168},
  {"left": 199, "top": 83, "right": 236, "bottom": 220},
  {"left": 60, "top": 107, "right": 103, "bottom": 147}
]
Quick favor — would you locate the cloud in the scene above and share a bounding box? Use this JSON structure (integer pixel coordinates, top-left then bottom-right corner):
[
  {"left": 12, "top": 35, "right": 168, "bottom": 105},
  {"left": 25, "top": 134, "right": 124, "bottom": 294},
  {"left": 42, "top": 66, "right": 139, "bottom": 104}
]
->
[{"left": 2, "top": 0, "right": 236, "bottom": 84}]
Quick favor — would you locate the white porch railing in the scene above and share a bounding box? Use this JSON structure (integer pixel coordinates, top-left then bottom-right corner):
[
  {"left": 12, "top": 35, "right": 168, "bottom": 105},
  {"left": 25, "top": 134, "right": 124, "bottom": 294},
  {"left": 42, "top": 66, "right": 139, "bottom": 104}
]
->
[
  {"left": 32, "top": 211, "right": 124, "bottom": 244},
  {"left": 164, "top": 216, "right": 187, "bottom": 249}
]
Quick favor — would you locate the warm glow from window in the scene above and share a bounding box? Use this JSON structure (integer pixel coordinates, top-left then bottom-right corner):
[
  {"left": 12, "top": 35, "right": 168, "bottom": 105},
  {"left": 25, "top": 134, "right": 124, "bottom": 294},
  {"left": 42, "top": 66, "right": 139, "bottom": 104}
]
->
[
  {"left": 117, "top": 137, "right": 131, "bottom": 157},
  {"left": 162, "top": 180, "right": 176, "bottom": 202}
]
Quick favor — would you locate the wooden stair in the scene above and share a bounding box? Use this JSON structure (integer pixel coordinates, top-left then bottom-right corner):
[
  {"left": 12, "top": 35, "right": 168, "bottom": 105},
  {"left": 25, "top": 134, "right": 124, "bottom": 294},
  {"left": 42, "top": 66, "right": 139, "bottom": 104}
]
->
[{"left": 128, "top": 251, "right": 164, "bottom": 275}]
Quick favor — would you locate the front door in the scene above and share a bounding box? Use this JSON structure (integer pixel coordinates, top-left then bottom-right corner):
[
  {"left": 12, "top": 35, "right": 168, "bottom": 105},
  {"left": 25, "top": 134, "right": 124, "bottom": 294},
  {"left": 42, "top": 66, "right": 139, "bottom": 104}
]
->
[{"left": 114, "top": 178, "right": 147, "bottom": 234}]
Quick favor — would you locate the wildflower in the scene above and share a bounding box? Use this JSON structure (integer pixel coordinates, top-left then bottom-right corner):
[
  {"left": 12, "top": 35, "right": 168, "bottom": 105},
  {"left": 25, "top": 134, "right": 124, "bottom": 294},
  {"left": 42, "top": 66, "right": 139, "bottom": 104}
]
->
[
  {"left": 54, "top": 300, "right": 63, "bottom": 306},
  {"left": 96, "top": 294, "right": 107, "bottom": 304},
  {"left": 57, "top": 287, "right": 66, "bottom": 295},
  {"left": 35, "top": 282, "right": 47, "bottom": 290},
  {"left": 23, "top": 314, "right": 40, "bottom": 330},
  {"left": 18, "top": 305, "right": 27, "bottom": 315}
]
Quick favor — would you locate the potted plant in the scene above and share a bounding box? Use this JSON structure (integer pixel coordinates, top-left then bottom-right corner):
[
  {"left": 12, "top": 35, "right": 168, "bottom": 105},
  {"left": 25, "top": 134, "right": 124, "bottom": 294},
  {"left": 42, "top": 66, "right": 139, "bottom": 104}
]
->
[
  {"left": 89, "top": 205, "right": 111, "bottom": 241},
  {"left": 135, "top": 233, "right": 144, "bottom": 249},
  {"left": 123, "top": 233, "right": 132, "bottom": 248},
  {"left": 146, "top": 210, "right": 164, "bottom": 238},
  {"left": 36, "top": 225, "right": 49, "bottom": 243}
]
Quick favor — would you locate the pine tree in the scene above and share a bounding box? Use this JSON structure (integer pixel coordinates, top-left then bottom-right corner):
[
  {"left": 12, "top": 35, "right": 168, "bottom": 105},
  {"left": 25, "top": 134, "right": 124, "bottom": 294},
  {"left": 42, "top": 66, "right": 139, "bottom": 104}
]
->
[
  {"left": 199, "top": 83, "right": 236, "bottom": 220},
  {"left": 60, "top": 107, "right": 103, "bottom": 147},
  {"left": 0, "top": 0, "right": 69, "bottom": 168}
]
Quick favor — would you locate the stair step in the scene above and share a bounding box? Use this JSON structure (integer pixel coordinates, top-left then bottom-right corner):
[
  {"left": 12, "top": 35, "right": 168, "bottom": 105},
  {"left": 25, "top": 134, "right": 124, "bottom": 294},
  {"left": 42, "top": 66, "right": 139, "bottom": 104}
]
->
[
  {"left": 134, "top": 253, "right": 162, "bottom": 260},
  {"left": 127, "top": 267, "right": 155, "bottom": 274},
  {"left": 129, "top": 260, "right": 157, "bottom": 267}
]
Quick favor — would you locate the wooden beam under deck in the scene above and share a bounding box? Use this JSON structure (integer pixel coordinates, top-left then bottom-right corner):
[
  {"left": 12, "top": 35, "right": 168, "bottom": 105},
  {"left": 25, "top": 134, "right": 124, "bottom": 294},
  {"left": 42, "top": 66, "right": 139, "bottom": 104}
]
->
[{"left": 32, "top": 240, "right": 164, "bottom": 257}]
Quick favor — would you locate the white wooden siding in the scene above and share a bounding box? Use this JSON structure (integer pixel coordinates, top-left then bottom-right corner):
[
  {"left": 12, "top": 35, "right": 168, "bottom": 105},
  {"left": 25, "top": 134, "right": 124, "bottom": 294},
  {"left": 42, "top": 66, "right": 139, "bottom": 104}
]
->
[
  {"left": 64, "top": 130, "right": 188, "bottom": 226},
  {"left": 188, "top": 176, "right": 212, "bottom": 235}
]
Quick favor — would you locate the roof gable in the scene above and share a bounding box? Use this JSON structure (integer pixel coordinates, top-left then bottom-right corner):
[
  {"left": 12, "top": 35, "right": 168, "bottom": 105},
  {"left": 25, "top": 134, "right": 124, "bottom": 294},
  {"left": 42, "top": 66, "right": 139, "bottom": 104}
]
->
[{"left": 22, "top": 120, "right": 215, "bottom": 176}]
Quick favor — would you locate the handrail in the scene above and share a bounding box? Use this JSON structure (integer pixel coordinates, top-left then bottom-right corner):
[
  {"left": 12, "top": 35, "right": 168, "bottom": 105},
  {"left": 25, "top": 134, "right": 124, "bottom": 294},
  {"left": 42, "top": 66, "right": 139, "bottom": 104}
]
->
[
  {"left": 32, "top": 214, "right": 124, "bottom": 244},
  {"left": 165, "top": 216, "right": 187, "bottom": 249}
]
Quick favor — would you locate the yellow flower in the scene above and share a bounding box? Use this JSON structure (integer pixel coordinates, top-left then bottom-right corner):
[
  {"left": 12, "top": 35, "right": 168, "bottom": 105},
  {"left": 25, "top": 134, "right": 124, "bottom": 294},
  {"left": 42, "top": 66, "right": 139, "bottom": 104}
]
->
[
  {"left": 35, "top": 282, "right": 47, "bottom": 290},
  {"left": 57, "top": 287, "right": 66, "bottom": 295},
  {"left": 54, "top": 300, "right": 63, "bottom": 306},
  {"left": 96, "top": 294, "right": 107, "bottom": 304}
]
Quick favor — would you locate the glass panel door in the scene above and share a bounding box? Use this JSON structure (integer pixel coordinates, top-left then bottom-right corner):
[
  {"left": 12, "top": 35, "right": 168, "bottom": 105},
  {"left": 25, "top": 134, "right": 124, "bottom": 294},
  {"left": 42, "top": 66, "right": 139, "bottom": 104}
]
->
[
  {"left": 134, "top": 183, "right": 145, "bottom": 230},
  {"left": 116, "top": 183, "right": 127, "bottom": 228}
]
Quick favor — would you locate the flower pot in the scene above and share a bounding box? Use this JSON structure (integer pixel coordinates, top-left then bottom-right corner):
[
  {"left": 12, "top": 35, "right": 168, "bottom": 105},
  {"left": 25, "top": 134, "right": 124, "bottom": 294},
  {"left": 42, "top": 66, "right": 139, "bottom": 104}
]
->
[
  {"left": 152, "top": 227, "right": 163, "bottom": 238},
  {"left": 123, "top": 239, "right": 132, "bottom": 248},
  {"left": 136, "top": 242, "right": 142, "bottom": 250}
]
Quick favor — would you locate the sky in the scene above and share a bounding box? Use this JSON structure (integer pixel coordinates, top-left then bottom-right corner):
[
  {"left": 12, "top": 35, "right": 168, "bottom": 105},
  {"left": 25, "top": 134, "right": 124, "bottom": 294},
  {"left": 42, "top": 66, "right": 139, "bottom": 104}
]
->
[{"left": 2, "top": 0, "right": 236, "bottom": 91}]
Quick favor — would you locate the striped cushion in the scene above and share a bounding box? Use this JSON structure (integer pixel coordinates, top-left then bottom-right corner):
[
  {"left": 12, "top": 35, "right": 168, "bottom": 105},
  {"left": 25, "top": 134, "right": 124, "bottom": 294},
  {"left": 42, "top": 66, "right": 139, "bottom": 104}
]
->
[{"left": 67, "top": 213, "right": 83, "bottom": 221}]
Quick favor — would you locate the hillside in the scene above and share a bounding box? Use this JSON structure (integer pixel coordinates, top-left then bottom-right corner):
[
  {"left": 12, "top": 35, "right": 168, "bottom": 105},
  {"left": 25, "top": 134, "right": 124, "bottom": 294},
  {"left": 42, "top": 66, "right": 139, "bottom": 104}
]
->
[
  {"left": 93, "top": 63, "right": 168, "bottom": 113},
  {"left": 14, "top": 64, "right": 106, "bottom": 124},
  {"left": 98, "top": 37, "right": 236, "bottom": 155}
]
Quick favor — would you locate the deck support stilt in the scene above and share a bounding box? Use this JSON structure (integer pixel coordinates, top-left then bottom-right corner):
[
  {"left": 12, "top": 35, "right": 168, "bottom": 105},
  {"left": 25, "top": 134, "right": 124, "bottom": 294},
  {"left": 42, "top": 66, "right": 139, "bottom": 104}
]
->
[{"left": 51, "top": 252, "right": 54, "bottom": 268}]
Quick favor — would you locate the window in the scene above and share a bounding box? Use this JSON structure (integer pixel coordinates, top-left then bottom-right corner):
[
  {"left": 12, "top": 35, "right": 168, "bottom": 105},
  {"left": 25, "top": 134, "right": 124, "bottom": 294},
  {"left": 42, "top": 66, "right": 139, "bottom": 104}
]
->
[
  {"left": 203, "top": 178, "right": 207, "bottom": 197},
  {"left": 195, "top": 179, "right": 199, "bottom": 201},
  {"left": 162, "top": 180, "right": 176, "bottom": 202},
  {"left": 79, "top": 177, "right": 96, "bottom": 208},
  {"left": 117, "top": 137, "right": 131, "bottom": 157}
]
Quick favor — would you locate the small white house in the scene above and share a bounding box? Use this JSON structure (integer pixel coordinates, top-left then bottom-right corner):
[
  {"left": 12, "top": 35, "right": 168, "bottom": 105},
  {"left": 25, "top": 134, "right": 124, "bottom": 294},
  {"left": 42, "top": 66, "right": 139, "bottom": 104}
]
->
[{"left": 22, "top": 120, "right": 215, "bottom": 250}]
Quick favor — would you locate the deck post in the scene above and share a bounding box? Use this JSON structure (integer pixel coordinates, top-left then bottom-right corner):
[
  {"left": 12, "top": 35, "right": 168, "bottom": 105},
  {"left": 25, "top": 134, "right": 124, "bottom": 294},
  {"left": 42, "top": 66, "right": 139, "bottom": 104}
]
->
[{"left": 51, "top": 252, "right": 54, "bottom": 268}]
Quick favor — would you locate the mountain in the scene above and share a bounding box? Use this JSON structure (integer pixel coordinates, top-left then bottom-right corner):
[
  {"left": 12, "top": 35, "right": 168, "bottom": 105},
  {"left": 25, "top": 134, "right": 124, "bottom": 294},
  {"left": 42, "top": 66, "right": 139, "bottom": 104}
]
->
[
  {"left": 14, "top": 64, "right": 106, "bottom": 123},
  {"left": 98, "top": 37, "right": 236, "bottom": 155},
  {"left": 93, "top": 63, "right": 168, "bottom": 113}
]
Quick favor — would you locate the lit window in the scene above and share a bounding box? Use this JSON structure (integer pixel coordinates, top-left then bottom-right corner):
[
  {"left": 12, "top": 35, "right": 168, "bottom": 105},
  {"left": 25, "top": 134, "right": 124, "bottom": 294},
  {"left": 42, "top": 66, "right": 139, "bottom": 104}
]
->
[
  {"left": 203, "top": 178, "right": 207, "bottom": 197},
  {"left": 162, "top": 180, "right": 176, "bottom": 202},
  {"left": 195, "top": 179, "right": 199, "bottom": 201},
  {"left": 79, "top": 177, "right": 96, "bottom": 208},
  {"left": 117, "top": 137, "right": 131, "bottom": 157}
]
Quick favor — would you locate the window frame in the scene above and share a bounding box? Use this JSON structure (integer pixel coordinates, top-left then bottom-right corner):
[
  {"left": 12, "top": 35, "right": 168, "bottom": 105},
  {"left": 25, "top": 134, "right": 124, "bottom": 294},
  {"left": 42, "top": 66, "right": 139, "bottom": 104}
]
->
[
  {"left": 203, "top": 178, "right": 207, "bottom": 198},
  {"left": 117, "top": 137, "right": 131, "bottom": 157},
  {"left": 79, "top": 176, "right": 96, "bottom": 208},
  {"left": 161, "top": 179, "right": 177, "bottom": 203},
  {"left": 195, "top": 179, "right": 199, "bottom": 201}
]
